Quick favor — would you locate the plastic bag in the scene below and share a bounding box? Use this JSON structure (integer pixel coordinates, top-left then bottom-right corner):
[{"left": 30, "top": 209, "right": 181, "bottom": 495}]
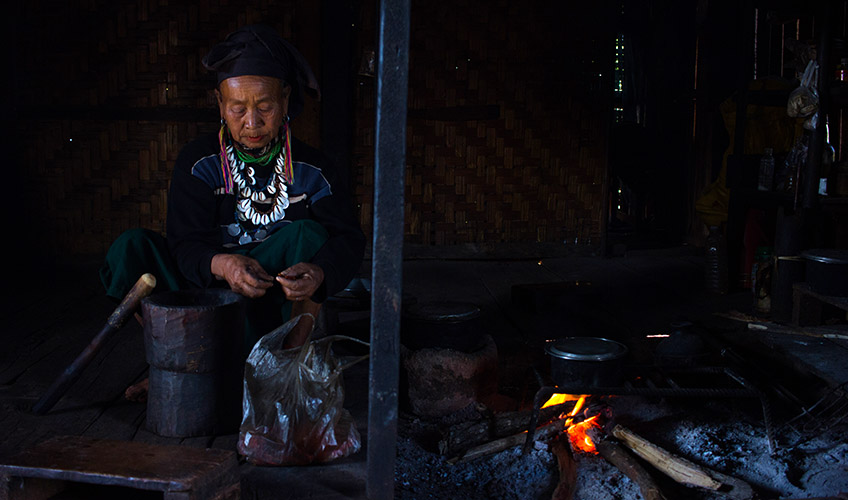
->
[
  {"left": 237, "top": 314, "right": 369, "bottom": 465},
  {"left": 787, "top": 60, "right": 819, "bottom": 119}
]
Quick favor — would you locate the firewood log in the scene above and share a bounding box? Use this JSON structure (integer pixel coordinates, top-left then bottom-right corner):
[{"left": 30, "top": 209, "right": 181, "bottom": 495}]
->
[
  {"left": 611, "top": 425, "right": 720, "bottom": 490},
  {"left": 550, "top": 434, "right": 577, "bottom": 500},
  {"left": 438, "top": 402, "right": 574, "bottom": 457},
  {"left": 449, "top": 418, "right": 566, "bottom": 464},
  {"left": 611, "top": 425, "right": 754, "bottom": 500},
  {"left": 587, "top": 428, "right": 666, "bottom": 500}
]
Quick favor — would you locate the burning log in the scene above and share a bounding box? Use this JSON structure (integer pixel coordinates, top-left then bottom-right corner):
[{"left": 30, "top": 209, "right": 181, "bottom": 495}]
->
[
  {"left": 611, "top": 425, "right": 754, "bottom": 500},
  {"left": 438, "top": 401, "right": 575, "bottom": 457},
  {"left": 448, "top": 417, "right": 567, "bottom": 464},
  {"left": 448, "top": 397, "right": 605, "bottom": 468},
  {"left": 587, "top": 428, "right": 666, "bottom": 500},
  {"left": 550, "top": 434, "right": 577, "bottom": 500}
]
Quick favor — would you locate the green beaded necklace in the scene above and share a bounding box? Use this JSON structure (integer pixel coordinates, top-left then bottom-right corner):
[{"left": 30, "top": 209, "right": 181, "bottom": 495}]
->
[{"left": 234, "top": 139, "right": 283, "bottom": 166}]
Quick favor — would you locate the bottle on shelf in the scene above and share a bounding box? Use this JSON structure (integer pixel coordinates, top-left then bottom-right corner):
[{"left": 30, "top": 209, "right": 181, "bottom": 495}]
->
[
  {"left": 705, "top": 225, "right": 729, "bottom": 295},
  {"left": 820, "top": 142, "right": 835, "bottom": 196},
  {"left": 835, "top": 58, "right": 848, "bottom": 82},
  {"left": 778, "top": 139, "right": 807, "bottom": 193},
  {"left": 758, "top": 147, "right": 775, "bottom": 192},
  {"left": 752, "top": 246, "right": 773, "bottom": 316}
]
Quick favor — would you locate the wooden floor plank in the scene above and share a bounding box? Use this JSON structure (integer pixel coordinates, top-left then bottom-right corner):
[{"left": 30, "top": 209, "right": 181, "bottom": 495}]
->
[
  {"left": 79, "top": 399, "right": 147, "bottom": 442},
  {"left": 64, "top": 322, "right": 147, "bottom": 405},
  {"left": 0, "top": 398, "right": 109, "bottom": 460},
  {"left": 0, "top": 293, "right": 114, "bottom": 386}
]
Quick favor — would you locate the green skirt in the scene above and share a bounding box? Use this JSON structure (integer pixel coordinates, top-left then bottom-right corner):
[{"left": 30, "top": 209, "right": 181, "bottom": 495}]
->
[{"left": 100, "top": 220, "right": 329, "bottom": 355}]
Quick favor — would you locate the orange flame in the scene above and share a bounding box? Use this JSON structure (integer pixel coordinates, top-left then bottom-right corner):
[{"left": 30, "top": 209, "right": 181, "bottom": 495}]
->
[
  {"left": 541, "top": 393, "right": 584, "bottom": 409},
  {"left": 541, "top": 394, "right": 601, "bottom": 454},
  {"left": 567, "top": 415, "right": 600, "bottom": 453}
]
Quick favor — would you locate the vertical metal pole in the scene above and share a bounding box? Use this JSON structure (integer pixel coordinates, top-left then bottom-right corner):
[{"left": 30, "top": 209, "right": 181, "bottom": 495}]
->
[
  {"left": 803, "top": 1, "right": 831, "bottom": 210},
  {"left": 367, "top": 0, "right": 409, "bottom": 498}
]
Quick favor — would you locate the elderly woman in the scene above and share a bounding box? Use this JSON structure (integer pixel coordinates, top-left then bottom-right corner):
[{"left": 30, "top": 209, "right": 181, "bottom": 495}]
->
[{"left": 101, "top": 25, "right": 365, "bottom": 356}]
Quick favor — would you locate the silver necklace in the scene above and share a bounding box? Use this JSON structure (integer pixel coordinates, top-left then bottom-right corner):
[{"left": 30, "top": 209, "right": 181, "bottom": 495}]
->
[{"left": 225, "top": 145, "right": 290, "bottom": 244}]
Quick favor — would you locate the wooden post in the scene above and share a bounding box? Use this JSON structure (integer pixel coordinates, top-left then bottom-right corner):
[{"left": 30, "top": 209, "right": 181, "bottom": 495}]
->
[{"left": 367, "top": 0, "right": 410, "bottom": 498}]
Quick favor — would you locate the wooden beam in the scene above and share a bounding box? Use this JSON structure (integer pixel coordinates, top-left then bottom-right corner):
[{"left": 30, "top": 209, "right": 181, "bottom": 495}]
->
[{"left": 366, "top": 0, "right": 410, "bottom": 498}]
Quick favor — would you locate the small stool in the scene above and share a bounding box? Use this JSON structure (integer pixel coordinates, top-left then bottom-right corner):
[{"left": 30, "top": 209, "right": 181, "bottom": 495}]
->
[{"left": 0, "top": 435, "right": 240, "bottom": 500}]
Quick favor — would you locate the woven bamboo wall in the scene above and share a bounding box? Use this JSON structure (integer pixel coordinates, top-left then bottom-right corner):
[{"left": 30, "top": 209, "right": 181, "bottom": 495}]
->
[
  {"left": 353, "top": 1, "right": 614, "bottom": 246},
  {"left": 17, "top": 0, "right": 320, "bottom": 257},
  {"left": 18, "top": 0, "right": 613, "bottom": 258}
]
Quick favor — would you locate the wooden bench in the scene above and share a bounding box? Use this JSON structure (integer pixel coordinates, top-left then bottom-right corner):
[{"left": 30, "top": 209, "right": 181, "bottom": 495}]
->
[
  {"left": 0, "top": 436, "right": 240, "bottom": 500},
  {"left": 792, "top": 282, "right": 848, "bottom": 327}
]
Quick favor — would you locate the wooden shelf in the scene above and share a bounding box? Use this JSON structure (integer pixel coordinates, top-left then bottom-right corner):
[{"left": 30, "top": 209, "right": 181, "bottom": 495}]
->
[{"left": 793, "top": 282, "right": 848, "bottom": 327}]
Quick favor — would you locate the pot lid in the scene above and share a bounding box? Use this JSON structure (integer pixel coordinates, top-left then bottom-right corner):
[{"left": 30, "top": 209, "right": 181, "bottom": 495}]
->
[
  {"left": 801, "top": 249, "right": 848, "bottom": 265},
  {"left": 545, "top": 337, "right": 628, "bottom": 361},
  {"left": 403, "top": 301, "right": 481, "bottom": 322}
]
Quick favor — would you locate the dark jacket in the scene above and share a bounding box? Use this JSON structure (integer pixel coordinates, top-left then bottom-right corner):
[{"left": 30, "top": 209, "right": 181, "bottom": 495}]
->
[{"left": 166, "top": 132, "right": 365, "bottom": 302}]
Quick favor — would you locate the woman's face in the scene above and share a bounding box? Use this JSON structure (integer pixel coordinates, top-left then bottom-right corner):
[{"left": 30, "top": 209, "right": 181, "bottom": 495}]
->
[{"left": 217, "top": 75, "right": 290, "bottom": 151}]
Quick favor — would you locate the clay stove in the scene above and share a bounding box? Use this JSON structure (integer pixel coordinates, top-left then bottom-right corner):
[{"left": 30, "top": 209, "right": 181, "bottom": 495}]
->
[{"left": 400, "top": 300, "right": 499, "bottom": 418}]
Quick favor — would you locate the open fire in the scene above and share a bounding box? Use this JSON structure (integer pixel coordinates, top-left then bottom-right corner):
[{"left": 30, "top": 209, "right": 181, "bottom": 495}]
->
[
  {"left": 541, "top": 393, "right": 600, "bottom": 454},
  {"left": 396, "top": 325, "right": 848, "bottom": 499},
  {"left": 537, "top": 391, "right": 761, "bottom": 499},
  {"left": 395, "top": 380, "right": 848, "bottom": 500}
]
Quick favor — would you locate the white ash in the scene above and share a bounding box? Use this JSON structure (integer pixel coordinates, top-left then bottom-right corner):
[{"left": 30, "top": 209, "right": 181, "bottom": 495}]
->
[
  {"left": 572, "top": 453, "right": 643, "bottom": 500},
  {"left": 395, "top": 433, "right": 557, "bottom": 499},
  {"left": 392, "top": 396, "right": 848, "bottom": 500},
  {"left": 394, "top": 407, "right": 557, "bottom": 499},
  {"left": 613, "top": 396, "right": 848, "bottom": 499}
]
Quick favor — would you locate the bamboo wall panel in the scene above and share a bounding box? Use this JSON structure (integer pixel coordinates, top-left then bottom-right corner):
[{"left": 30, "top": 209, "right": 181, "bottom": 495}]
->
[
  {"left": 20, "top": 0, "right": 611, "bottom": 257},
  {"left": 354, "top": 0, "right": 612, "bottom": 247},
  {"left": 19, "top": 0, "right": 318, "bottom": 257}
]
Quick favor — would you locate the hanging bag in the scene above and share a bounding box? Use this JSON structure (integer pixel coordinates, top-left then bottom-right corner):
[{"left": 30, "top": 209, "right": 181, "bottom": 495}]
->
[
  {"left": 237, "top": 314, "right": 369, "bottom": 465},
  {"left": 787, "top": 60, "right": 819, "bottom": 122}
]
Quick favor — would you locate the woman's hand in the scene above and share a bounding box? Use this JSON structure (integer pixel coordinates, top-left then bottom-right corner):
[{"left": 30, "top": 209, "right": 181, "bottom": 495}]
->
[
  {"left": 276, "top": 262, "right": 324, "bottom": 301},
  {"left": 211, "top": 253, "right": 275, "bottom": 298}
]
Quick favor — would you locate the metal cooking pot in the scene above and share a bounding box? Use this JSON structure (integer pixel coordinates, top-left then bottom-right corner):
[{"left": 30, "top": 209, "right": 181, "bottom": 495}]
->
[
  {"left": 401, "top": 301, "right": 485, "bottom": 353},
  {"left": 545, "top": 337, "right": 628, "bottom": 389},
  {"left": 653, "top": 329, "right": 710, "bottom": 367},
  {"left": 802, "top": 249, "right": 848, "bottom": 297}
]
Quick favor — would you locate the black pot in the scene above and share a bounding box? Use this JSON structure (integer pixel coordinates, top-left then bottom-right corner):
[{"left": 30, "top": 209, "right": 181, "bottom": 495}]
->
[
  {"left": 545, "top": 337, "right": 628, "bottom": 389},
  {"left": 653, "top": 329, "right": 710, "bottom": 367},
  {"left": 401, "top": 301, "right": 485, "bottom": 353},
  {"left": 802, "top": 249, "right": 848, "bottom": 297}
]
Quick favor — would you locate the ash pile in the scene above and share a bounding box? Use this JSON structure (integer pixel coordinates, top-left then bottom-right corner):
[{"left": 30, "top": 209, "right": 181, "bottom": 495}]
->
[{"left": 392, "top": 317, "right": 848, "bottom": 500}]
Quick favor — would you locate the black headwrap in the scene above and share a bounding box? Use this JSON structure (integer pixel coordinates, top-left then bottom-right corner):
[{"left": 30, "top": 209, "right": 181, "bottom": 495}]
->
[{"left": 202, "top": 24, "right": 320, "bottom": 119}]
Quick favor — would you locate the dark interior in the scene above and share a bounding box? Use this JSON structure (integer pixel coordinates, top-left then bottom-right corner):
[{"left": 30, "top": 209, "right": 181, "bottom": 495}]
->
[{"left": 2, "top": 1, "right": 848, "bottom": 499}]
